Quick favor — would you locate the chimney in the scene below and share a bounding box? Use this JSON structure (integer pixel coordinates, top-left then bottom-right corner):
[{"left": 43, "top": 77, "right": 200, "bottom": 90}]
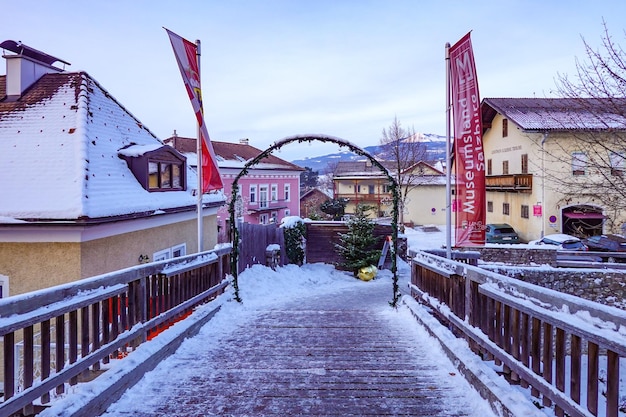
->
[
  {"left": 1, "top": 40, "right": 70, "bottom": 100},
  {"left": 239, "top": 138, "right": 249, "bottom": 145}
]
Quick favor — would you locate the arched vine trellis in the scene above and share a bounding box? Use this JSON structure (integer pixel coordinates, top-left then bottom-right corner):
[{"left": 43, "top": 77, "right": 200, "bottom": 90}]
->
[{"left": 228, "top": 134, "right": 402, "bottom": 307}]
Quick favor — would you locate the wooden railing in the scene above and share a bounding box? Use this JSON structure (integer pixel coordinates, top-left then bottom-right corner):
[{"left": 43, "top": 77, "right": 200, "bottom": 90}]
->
[
  {"left": 485, "top": 173, "right": 533, "bottom": 192},
  {"left": 410, "top": 250, "right": 626, "bottom": 417},
  {"left": 0, "top": 246, "right": 231, "bottom": 417}
]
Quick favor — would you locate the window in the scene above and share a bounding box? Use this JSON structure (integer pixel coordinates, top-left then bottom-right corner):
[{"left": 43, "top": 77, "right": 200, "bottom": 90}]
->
[
  {"left": 383, "top": 184, "right": 392, "bottom": 193},
  {"left": 503, "top": 202, "right": 510, "bottom": 215},
  {"left": 521, "top": 205, "right": 529, "bottom": 219},
  {"left": 502, "top": 160, "right": 509, "bottom": 175},
  {"left": 153, "top": 248, "right": 171, "bottom": 262},
  {"left": 0, "top": 275, "right": 8, "bottom": 298},
  {"left": 502, "top": 118, "right": 508, "bottom": 137},
  {"left": 368, "top": 184, "right": 375, "bottom": 194},
  {"left": 259, "top": 185, "right": 268, "bottom": 208},
  {"left": 153, "top": 243, "right": 187, "bottom": 262},
  {"left": 487, "top": 159, "right": 492, "bottom": 176},
  {"left": 284, "top": 209, "right": 290, "bottom": 217},
  {"left": 148, "top": 160, "right": 184, "bottom": 191},
  {"left": 250, "top": 185, "right": 257, "bottom": 203},
  {"left": 120, "top": 145, "right": 186, "bottom": 192},
  {"left": 521, "top": 154, "right": 528, "bottom": 174},
  {"left": 259, "top": 213, "right": 269, "bottom": 224},
  {"left": 610, "top": 151, "right": 625, "bottom": 176},
  {"left": 357, "top": 185, "right": 362, "bottom": 193},
  {"left": 271, "top": 184, "right": 278, "bottom": 201},
  {"left": 271, "top": 212, "right": 278, "bottom": 223},
  {"left": 284, "top": 184, "right": 291, "bottom": 202},
  {"left": 572, "top": 152, "right": 587, "bottom": 176},
  {"left": 487, "top": 201, "right": 493, "bottom": 213},
  {"left": 172, "top": 243, "right": 186, "bottom": 258}
]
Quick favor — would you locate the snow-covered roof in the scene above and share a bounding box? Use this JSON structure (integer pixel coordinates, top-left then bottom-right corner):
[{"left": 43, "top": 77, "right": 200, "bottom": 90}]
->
[
  {"left": 482, "top": 97, "right": 626, "bottom": 132},
  {"left": 0, "top": 72, "right": 224, "bottom": 223},
  {"left": 164, "top": 135, "right": 304, "bottom": 172}
]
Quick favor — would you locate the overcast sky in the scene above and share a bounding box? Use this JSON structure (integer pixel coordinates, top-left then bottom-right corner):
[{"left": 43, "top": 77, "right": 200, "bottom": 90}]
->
[{"left": 3, "top": 1, "right": 626, "bottom": 161}]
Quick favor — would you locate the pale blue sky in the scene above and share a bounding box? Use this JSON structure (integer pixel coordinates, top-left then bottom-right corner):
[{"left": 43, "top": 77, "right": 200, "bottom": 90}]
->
[{"left": 2, "top": 1, "right": 625, "bottom": 161}]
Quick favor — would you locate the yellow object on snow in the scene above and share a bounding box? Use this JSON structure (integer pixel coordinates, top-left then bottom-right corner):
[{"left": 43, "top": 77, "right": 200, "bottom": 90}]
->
[{"left": 358, "top": 265, "right": 378, "bottom": 281}]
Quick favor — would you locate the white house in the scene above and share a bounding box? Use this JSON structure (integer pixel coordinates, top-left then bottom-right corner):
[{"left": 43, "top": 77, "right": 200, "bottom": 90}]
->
[{"left": 0, "top": 40, "right": 225, "bottom": 297}]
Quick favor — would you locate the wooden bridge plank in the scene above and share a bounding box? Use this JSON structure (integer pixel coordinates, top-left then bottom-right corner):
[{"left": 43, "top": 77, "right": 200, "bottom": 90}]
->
[{"left": 103, "top": 281, "right": 494, "bottom": 417}]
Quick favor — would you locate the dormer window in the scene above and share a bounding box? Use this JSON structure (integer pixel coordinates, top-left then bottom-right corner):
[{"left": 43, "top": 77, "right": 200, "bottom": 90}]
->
[
  {"left": 119, "top": 144, "right": 187, "bottom": 192},
  {"left": 149, "top": 160, "right": 183, "bottom": 190}
]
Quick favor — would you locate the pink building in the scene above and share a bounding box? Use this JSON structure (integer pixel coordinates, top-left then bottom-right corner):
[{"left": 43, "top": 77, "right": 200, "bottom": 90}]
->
[{"left": 165, "top": 135, "right": 303, "bottom": 229}]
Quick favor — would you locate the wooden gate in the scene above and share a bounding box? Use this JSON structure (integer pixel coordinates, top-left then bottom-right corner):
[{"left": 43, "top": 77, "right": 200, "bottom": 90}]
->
[{"left": 237, "top": 222, "right": 286, "bottom": 272}]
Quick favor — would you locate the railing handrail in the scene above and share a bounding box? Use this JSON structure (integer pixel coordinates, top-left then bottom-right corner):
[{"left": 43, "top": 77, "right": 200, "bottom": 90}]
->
[
  {"left": 410, "top": 249, "right": 626, "bottom": 417},
  {"left": 412, "top": 250, "right": 626, "bottom": 327},
  {"left": 0, "top": 246, "right": 231, "bottom": 317},
  {"left": 0, "top": 245, "right": 232, "bottom": 417}
]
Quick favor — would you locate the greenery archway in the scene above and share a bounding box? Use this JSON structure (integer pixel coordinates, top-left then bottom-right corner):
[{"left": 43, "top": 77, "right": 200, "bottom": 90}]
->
[{"left": 227, "top": 134, "right": 402, "bottom": 307}]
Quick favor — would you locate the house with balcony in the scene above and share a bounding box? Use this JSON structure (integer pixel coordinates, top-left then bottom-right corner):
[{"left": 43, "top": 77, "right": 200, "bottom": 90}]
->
[
  {"left": 333, "top": 160, "right": 394, "bottom": 218},
  {"left": 481, "top": 97, "right": 626, "bottom": 241},
  {"left": 332, "top": 160, "right": 447, "bottom": 225},
  {"left": 165, "top": 136, "right": 303, "bottom": 231},
  {"left": 0, "top": 40, "right": 225, "bottom": 297}
]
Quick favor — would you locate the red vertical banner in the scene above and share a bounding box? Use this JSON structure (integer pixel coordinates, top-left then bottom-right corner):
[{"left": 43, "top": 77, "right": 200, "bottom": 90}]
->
[
  {"left": 449, "top": 32, "right": 486, "bottom": 246},
  {"left": 165, "top": 28, "right": 223, "bottom": 192}
]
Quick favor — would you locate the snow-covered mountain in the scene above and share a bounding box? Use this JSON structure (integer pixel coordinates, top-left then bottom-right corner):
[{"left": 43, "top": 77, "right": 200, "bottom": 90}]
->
[{"left": 291, "top": 133, "right": 447, "bottom": 172}]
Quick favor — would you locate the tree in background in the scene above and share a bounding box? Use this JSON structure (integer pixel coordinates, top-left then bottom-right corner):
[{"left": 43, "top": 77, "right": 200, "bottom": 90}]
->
[
  {"left": 379, "top": 117, "right": 429, "bottom": 227},
  {"left": 300, "top": 167, "right": 319, "bottom": 190},
  {"left": 545, "top": 21, "right": 626, "bottom": 232},
  {"left": 320, "top": 198, "right": 348, "bottom": 220},
  {"left": 335, "top": 204, "right": 381, "bottom": 277}
]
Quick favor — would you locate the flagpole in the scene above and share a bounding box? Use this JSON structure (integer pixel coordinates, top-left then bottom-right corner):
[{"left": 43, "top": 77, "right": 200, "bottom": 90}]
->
[
  {"left": 196, "top": 39, "right": 203, "bottom": 253},
  {"left": 445, "top": 42, "right": 452, "bottom": 259}
]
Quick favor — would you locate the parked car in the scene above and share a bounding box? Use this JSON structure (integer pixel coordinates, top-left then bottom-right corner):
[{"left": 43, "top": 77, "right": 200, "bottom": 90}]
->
[
  {"left": 581, "top": 234, "right": 626, "bottom": 252},
  {"left": 581, "top": 234, "right": 626, "bottom": 263},
  {"left": 485, "top": 223, "right": 520, "bottom": 244},
  {"left": 529, "top": 234, "right": 588, "bottom": 251}
]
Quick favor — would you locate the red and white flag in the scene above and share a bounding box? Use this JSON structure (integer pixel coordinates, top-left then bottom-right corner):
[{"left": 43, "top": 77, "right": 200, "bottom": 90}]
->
[
  {"left": 165, "top": 28, "right": 223, "bottom": 192},
  {"left": 449, "top": 32, "right": 486, "bottom": 246}
]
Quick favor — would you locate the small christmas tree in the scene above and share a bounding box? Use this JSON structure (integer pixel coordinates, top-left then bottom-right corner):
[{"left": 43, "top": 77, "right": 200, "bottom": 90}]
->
[
  {"left": 281, "top": 216, "right": 306, "bottom": 266},
  {"left": 335, "top": 204, "right": 381, "bottom": 277}
]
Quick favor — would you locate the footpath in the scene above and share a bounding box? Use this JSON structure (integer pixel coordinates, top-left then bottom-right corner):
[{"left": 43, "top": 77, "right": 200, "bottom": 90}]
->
[{"left": 99, "top": 277, "right": 501, "bottom": 417}]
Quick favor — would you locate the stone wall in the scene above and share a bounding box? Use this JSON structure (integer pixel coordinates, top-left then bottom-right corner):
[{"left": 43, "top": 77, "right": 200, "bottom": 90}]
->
[
  {"left": 465, "top": 247, "right": 557, "bottom": 267},
  {"left": 450, "top": 246, "right": 626, "bottom": 309},
  {"left": 482, "top": 264, "right": 626, "bottom": 309}
]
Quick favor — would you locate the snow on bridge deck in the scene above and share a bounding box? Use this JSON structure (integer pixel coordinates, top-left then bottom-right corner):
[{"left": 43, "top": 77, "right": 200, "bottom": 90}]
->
[{"left": 100, "top": 266, "right": 499, "bottom": 417}]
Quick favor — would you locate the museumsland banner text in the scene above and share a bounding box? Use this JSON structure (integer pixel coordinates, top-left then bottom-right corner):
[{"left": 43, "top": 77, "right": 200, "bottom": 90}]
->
[{"left": 449, "top": 32, "right": 486, "bottom": 246}]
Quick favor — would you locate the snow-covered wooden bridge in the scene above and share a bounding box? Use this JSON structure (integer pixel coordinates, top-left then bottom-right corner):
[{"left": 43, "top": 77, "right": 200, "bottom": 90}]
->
[
  {"left": 2, "top": 246, "right": 625, "bottom": 417},
  {"left": 98, "top": 273, "right": 504, "bottom": 417}
]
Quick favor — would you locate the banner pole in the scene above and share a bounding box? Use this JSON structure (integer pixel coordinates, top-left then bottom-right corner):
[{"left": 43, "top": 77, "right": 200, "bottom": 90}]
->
[
  {"left": 196, "top": 39, "right": 203, "bottom": 253},
  {"left": 445, "top": 42, "right": 452, "bottom": 259}
]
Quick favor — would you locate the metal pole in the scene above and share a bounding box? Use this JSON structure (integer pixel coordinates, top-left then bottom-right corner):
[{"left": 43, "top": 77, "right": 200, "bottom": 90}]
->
[
  {"left": 196, "top": 39, "right": 203, "bottom": 253},
  {"left": 445, "top": 42, "right": 452, "bottom": 259}
]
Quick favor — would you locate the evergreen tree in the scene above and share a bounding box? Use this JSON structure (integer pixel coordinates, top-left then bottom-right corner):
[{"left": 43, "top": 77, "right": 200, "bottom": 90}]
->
[
  {"left": 335, "top": 204, "right": 381, "bottom": 277},
  {"left": 320, "top": 198, "right": 349, "bottom": 220},
  {"left": 282, "top": 219, "right": 306, "bottom": 265}
]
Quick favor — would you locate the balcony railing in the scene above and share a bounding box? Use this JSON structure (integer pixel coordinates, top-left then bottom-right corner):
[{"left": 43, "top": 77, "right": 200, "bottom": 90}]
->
[{"left": 485, "top": 174, "right": 533, "bottom": 193}]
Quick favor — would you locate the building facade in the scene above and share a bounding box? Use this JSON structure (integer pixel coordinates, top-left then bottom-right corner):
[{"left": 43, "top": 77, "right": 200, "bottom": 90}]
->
[
  {"left": 482, "top": 97, "right": 626, "bottom": 242},
  {"left": 165, "top": 136, "right": 303, "bottom": 229},
  {"left": 333, "top": 160, "right": 447, "bottom": 225}
]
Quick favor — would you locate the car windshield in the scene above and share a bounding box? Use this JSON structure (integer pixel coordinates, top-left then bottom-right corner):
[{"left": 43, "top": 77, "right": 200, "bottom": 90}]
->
[{"left": 562, "top": 241, "right": 585, "bottom": 250}]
